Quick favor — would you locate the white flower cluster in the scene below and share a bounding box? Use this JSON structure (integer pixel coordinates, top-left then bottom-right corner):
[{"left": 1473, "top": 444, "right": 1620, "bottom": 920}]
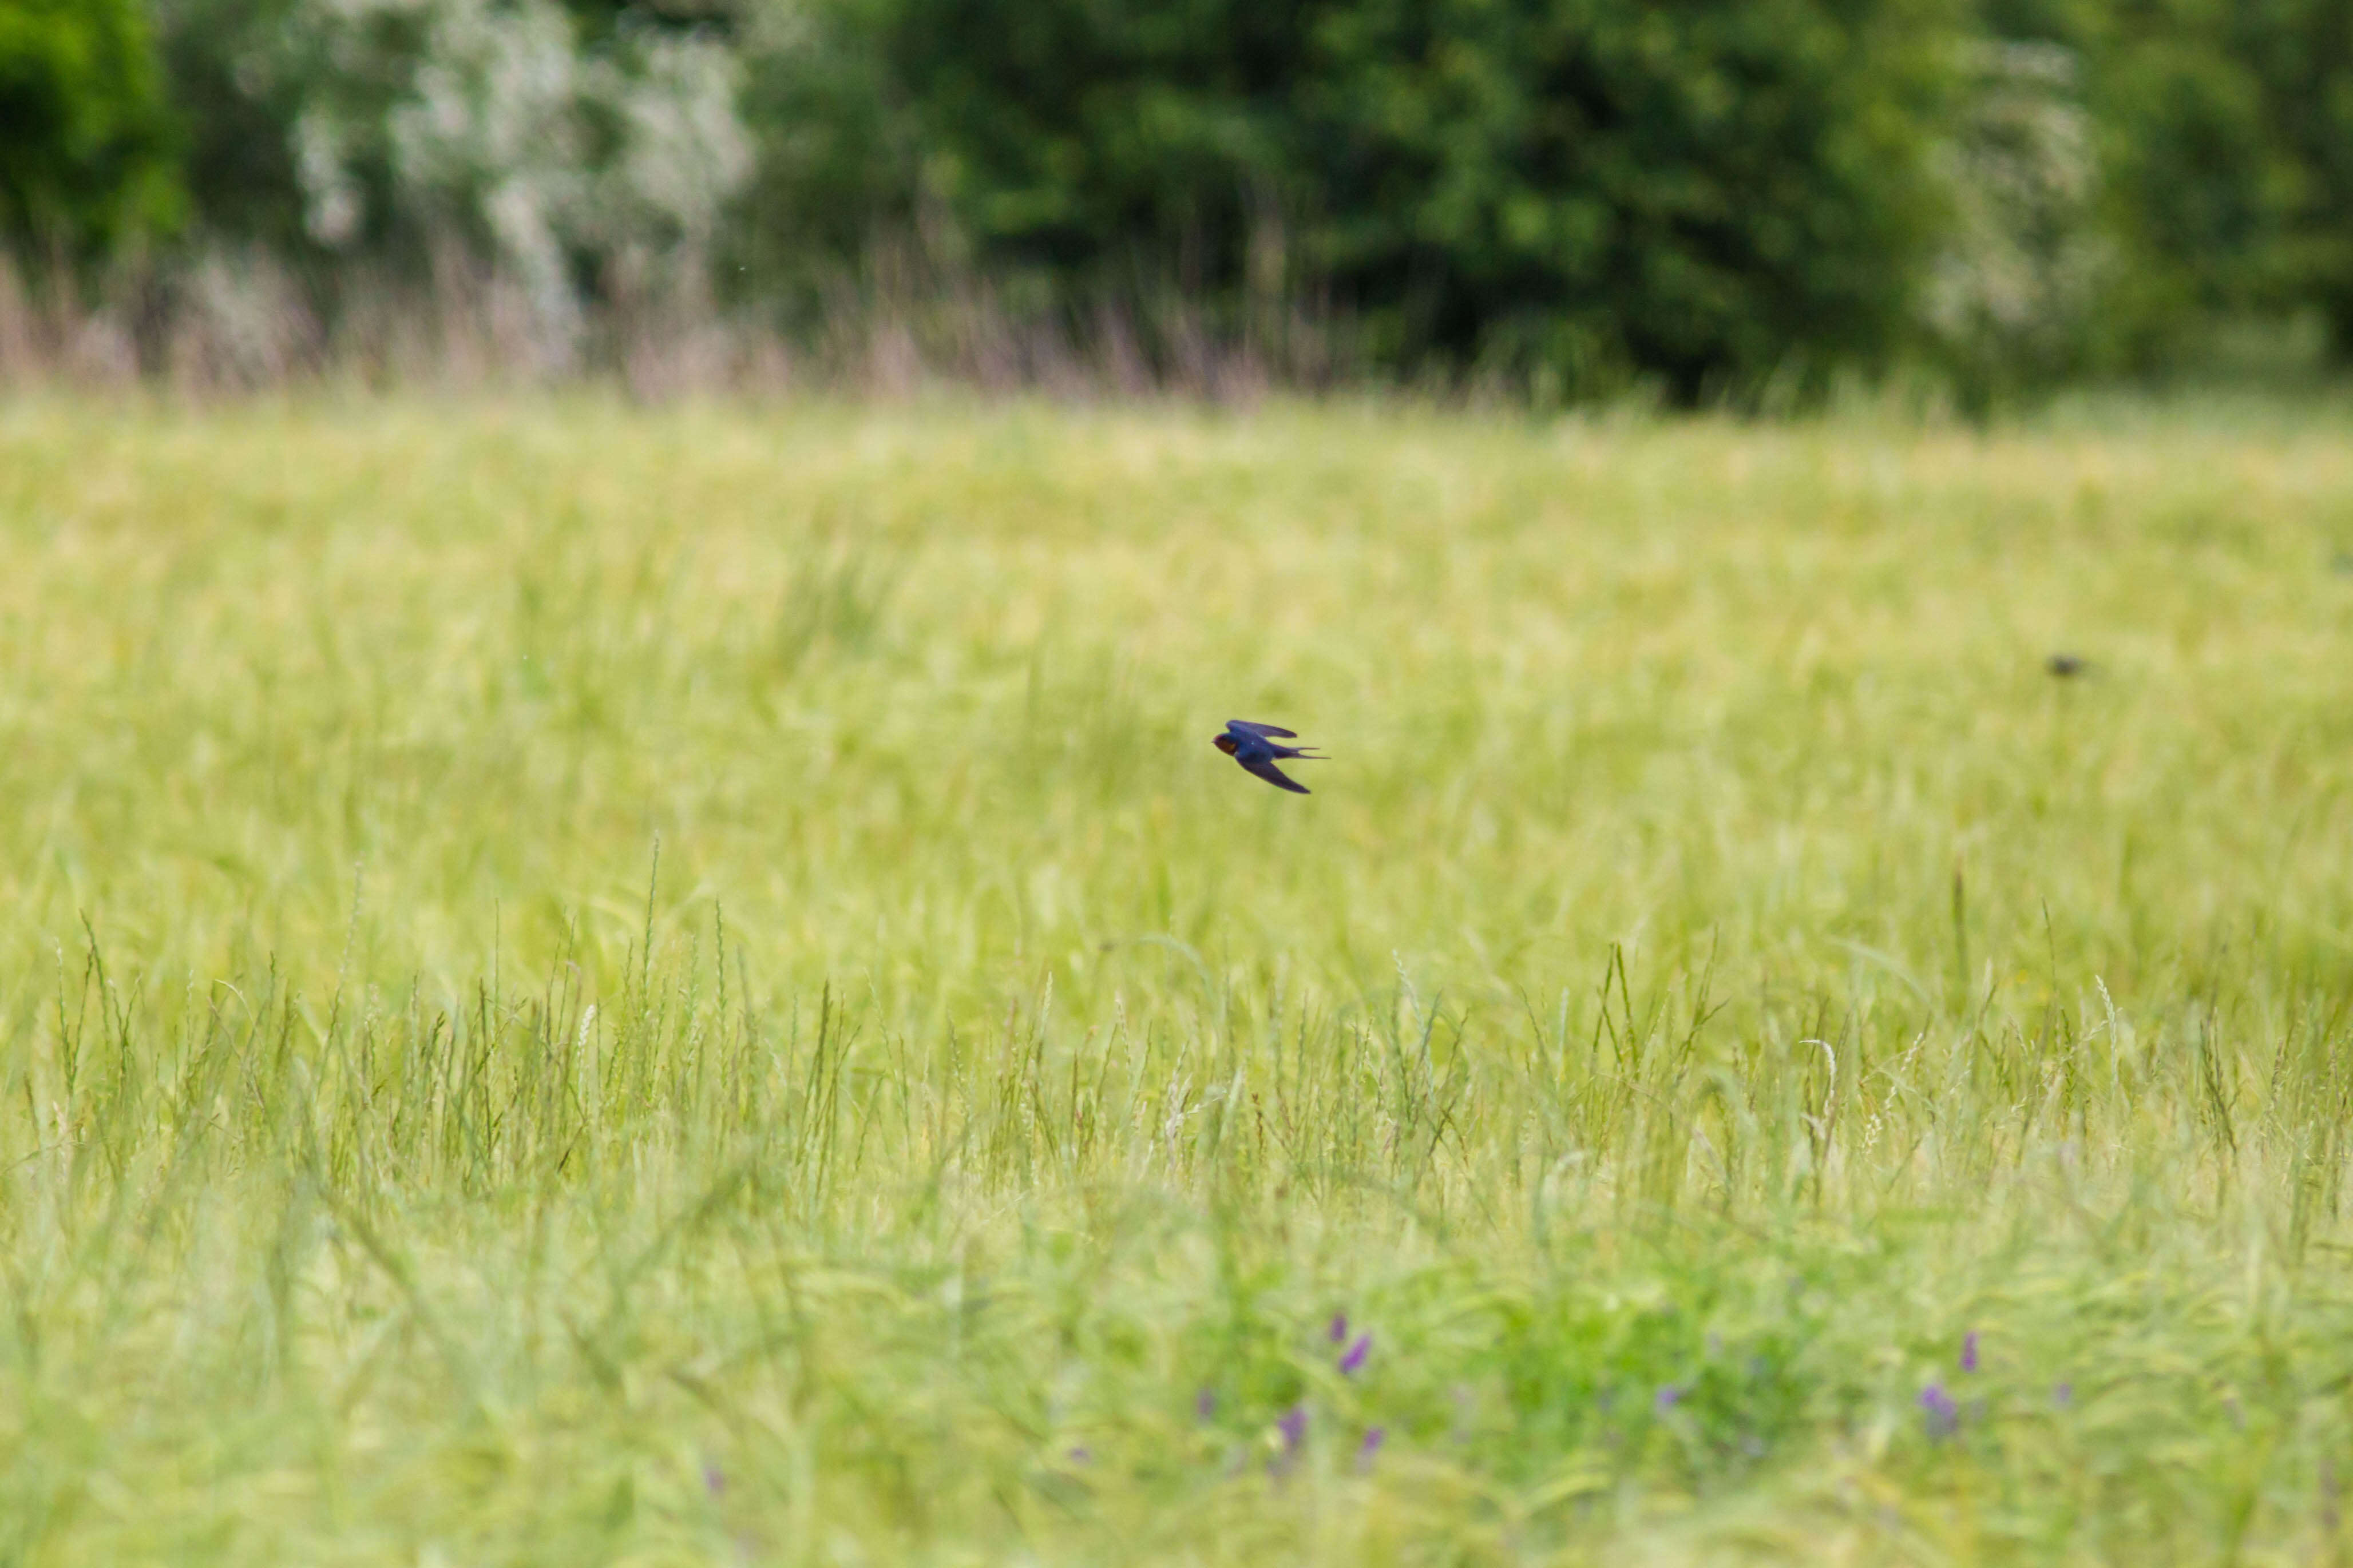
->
[
  {"left": 283, "top": 0, "right": 752, "bottom": 369},
  {"left": 1923, "top": 41, "right": 2112, "bottom": 386}
]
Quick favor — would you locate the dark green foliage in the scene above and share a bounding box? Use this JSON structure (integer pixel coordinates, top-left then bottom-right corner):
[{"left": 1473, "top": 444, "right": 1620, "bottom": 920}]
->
[
  {"left": 2231, "top": 0, "right": 2353, "bottom": 355},
  {"left": 0, "top": 0, "right": 180, "bottom": 253},
  {"left": 1986, "top": 0, "right": 2353, "bottom": 371},
  {"left": 733, "top": 0, "right": 925, "bottom": 289},
  {"left": 879, "top": 0, "right": 1302, "bottom": 277},
  {"left": 1297, "top": 0, "right": 1964, "bottom": 399},
  {"left": 744, "top": 0, "right": 1967, "bottom": 400},
  {"left": 2081, "top": 0, "right": 2296, "bottom": 361},
  {"left": 147, "top": 0, "right": 312, "bottom": 256}
]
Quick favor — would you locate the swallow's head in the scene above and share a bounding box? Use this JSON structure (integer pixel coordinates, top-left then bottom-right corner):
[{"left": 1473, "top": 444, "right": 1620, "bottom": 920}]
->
[{"left": 1213, "top": 732, "right": 1239, "bottom": 756}]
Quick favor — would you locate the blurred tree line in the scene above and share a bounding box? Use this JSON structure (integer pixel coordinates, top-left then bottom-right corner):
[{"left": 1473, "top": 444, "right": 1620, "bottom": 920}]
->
[{"left": 1, "top": 0, "right": 2347, "bottom": 399}]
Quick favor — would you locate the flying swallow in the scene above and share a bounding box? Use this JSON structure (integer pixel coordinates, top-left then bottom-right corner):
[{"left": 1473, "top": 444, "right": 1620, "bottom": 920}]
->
[
  {"left": 1213, "top": 719, "right": 1325, "bottom": 794},
  {"left": 2046, "top": 653, "right": 2089, "bottom": 678}
]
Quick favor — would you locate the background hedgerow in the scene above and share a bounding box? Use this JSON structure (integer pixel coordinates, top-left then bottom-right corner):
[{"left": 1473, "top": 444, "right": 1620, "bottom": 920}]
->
[{"left": 1, "top": 0, "right": 2349, "bottom": 398}]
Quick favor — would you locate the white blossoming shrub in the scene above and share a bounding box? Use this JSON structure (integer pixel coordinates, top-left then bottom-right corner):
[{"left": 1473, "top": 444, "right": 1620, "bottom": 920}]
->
[
  {"left": 181, "top": 0, "right": 751, "bottom": 371},
  {"left": 1922, "top": 42, "right": 2114, "bottom": 406}
]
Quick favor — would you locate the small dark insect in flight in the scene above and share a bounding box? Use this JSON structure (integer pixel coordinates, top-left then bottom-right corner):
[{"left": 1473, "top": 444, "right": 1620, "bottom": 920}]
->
[
  {"left": 2046, "top": 653, "right": 2089, "bottom": 678},
  {"left": 1213, "top": 720, "right": 1326, "bottom": 795}
]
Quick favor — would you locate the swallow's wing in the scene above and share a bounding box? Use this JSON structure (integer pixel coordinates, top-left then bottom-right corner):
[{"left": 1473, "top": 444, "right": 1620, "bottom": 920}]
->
[
  {"left": 1239, "top": 755, "right": 1311, "bottom": 794},
  {"left": 1227, "top": 720, "right": 1298, "bottom": 739}
]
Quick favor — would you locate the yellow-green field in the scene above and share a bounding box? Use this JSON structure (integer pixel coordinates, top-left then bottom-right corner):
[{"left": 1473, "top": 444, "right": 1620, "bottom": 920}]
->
[{"left": 4, "top": 393, "right": 2353, "bottom": 1564}]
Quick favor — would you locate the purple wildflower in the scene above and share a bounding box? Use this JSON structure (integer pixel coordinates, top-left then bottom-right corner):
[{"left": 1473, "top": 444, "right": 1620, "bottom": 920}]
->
[
  {"left": 1960, "top": 1331, "right": 1979, "bottom": 1373},
  {"left": 1329, "top": 1313, "right": 1349, "bottom": 1343},
  {"left": 1267, "top": 1404, "right": 1310, "bottom": 1482},
  {"left": 1357, "top": 1427, "right": 1387, "bottom": 1472},
  {"left": 703, "top": 1463, "right": 725, "bottom": 1498},
  {"left": 1195, "top": 1387, "right": 1217, "bottom": 1421},
  {"left": 1654, "top": 1384, "right": 1685, "bottom": 1414},
  {"left": 1919, "top": 1383, "right": 1958, "bottom": 1440},
  {"left": 1339, "top": 1334, "right": 1372, "bottom": 1375},
  {"left": 1068, "top": 1446, "right": 1091, "bottom": 1465},
  {"left": 2053, "top": 1382, "right": 2073, "bottom": 1409}
]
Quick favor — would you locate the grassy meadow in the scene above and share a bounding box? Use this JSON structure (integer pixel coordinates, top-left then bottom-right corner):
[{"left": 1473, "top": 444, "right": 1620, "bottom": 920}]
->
[{"left": 4, "top": 391, "right": 2353, "bottom": 1564}]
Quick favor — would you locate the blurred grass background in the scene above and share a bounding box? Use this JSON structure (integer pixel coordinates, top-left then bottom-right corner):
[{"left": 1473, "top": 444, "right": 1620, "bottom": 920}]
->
[{"left": 5, "top": 392, "right": 2353, "bottom": 1562}]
